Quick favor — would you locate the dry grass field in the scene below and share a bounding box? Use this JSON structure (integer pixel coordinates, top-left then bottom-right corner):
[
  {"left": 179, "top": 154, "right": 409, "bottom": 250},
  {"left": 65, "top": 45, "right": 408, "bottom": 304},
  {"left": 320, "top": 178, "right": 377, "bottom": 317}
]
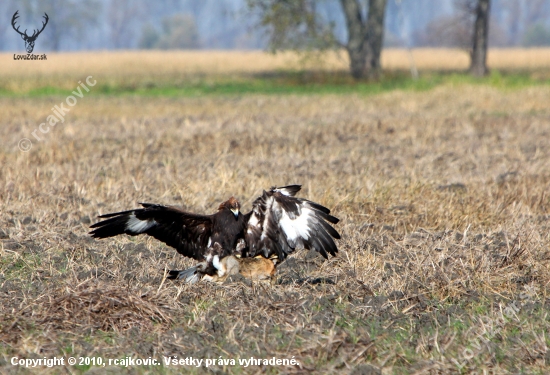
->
[
  {"left": 1, "top": 51, "right": 550, "bottom": 374},
  {"left": 2, "top": 48, "right": 550, "bottom": 94}
]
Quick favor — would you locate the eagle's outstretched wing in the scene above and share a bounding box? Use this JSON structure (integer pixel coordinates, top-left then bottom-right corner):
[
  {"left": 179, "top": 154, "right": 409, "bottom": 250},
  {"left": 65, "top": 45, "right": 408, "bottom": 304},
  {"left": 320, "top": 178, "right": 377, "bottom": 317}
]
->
[
  {"left": 89, "top": 203, "right": 212, "bottom": 260},
  {"left": 244, "top": 185, "right": 340, "bottom": 262}
]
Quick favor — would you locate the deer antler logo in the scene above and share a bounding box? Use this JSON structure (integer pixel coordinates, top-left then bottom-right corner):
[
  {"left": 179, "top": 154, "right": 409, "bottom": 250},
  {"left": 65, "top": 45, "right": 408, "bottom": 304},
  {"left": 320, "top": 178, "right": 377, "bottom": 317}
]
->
[{"left": 12, "top": 10, "right": 49, "bottom": 54}]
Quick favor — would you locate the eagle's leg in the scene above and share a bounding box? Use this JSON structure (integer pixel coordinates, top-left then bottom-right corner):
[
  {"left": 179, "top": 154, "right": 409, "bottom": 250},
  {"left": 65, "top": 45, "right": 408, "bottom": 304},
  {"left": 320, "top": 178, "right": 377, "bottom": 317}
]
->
[
  {"left": 167, "top": 242, "right": 227, "bottom": 283},
  {"left": 235, "top": 238, "right": 246, "bottom": 257}
]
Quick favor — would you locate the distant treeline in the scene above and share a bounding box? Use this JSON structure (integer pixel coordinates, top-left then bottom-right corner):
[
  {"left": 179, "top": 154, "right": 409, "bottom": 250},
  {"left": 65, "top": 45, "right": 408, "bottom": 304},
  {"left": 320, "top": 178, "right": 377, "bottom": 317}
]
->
[{"left": 1, "top": 0, "right": 549, "bottom": 52}]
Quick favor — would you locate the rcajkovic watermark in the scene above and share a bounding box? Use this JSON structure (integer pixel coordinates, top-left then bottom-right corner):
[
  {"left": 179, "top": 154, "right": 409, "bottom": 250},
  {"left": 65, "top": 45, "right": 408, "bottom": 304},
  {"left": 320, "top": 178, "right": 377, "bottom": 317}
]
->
[{"left": 18, "top": 76, "right": 96, "bottom": 152}]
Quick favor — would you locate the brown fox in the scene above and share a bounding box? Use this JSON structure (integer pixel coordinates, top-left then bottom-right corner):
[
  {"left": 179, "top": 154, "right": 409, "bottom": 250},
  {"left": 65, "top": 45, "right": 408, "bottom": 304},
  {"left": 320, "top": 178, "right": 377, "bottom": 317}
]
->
[{"left": 208, "top": 255, "right": 276, "bottom": 283}]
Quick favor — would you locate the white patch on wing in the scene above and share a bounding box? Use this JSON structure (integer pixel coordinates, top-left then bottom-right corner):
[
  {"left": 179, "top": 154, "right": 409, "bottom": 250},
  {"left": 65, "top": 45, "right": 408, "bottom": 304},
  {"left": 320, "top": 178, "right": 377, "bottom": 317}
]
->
[
  {"left": 260, "top": 196, "right": 275, "bottom": 241},
  {"left": 207, "top": 237, "right": 212, "bottom": 247},
  {"left": 126, "top": 214, "right": 156, "bottom": 233},
  {"left": 279, "top": 205, "right": 313, "bottom": 243},
  {"left": 248, "top": 213, "right": 260, "bottom": 227},
  {"left": 247, "top": 213, "right": 260, "bottom": 234},
  {"left": 274, "top": 187, "right": 293, "bottom": 196}
]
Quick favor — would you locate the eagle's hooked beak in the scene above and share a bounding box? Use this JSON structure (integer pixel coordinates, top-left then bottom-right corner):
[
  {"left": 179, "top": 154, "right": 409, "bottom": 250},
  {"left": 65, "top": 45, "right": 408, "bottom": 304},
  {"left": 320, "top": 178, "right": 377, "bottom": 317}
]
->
[{"left": 230, "top": 208, "right": 239, "bottom": 218}]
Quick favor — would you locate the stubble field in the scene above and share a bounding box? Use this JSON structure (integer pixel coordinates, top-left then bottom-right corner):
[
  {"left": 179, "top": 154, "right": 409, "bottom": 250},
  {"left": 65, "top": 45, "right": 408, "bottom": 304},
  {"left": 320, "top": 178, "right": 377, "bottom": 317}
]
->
[{"left": 1, "top": 50, "right": 550, "bottom": 374}]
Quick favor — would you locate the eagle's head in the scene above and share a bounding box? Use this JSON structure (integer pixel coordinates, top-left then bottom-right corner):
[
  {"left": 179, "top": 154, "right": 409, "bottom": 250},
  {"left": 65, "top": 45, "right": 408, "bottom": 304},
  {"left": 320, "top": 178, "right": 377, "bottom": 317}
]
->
[{"left": 219, "top": 197, "right": 240, "bottom": 218}]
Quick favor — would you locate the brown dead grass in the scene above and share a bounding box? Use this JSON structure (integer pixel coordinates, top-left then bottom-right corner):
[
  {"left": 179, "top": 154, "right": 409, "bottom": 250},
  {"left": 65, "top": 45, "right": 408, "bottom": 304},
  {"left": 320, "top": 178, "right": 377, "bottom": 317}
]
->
[
  {"left": 1, "top": 48, "right": 550, "bottom": 92},
  {"left": 39, "top": 283, "right": 173, "bottom": 331},
  {"left": 3, "top": 281, "right": 173, "bottom": 341},
  {"left": 2, "top": 48, "right": 549, "bottom": 74},
  {"left": 1, "top": 84, "right": 550, "bottom": 373}
]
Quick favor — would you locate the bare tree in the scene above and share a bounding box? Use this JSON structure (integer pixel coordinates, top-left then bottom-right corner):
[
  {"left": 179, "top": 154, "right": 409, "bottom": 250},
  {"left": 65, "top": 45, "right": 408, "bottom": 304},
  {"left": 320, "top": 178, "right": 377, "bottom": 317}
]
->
[
  {"left": 365, "top": 0, "right": 387, "bottom": 77},
  {"left": 341, "top": 0, "right": 387, "bottom": 79},
  {"left": 156, "top": 14, "right": 200, "bottom": 49},
  {"left": 108, "top": 0, "right": 143, "bottom": 49},
  {"left": 0, "top": 0, "right": 17, "bottom": 50},
  {"left": 17, "top": 0, "right": 101, "bottom": 51},
  {"left": 247, "top": 0, "right": 388, "bottom": 80},
  {"left": 469, "top": 0, "right": 490, "bottom": 76},
  {"left": 454, "top": 0, "right": 490, "bottom": 76}
]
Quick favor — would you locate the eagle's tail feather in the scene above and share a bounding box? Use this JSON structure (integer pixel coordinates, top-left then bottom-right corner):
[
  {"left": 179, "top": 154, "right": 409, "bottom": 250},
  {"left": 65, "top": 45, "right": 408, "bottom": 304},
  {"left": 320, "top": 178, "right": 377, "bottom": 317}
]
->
[{"left": 166, "top": 266, "right": 201, "bottom": 284}]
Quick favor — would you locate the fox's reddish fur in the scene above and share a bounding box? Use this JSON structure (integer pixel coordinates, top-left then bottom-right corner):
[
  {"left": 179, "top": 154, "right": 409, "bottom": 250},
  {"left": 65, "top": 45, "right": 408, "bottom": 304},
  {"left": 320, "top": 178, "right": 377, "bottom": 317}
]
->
[{"left": 212, "top": 256, "right": 275, "bottom": 283}]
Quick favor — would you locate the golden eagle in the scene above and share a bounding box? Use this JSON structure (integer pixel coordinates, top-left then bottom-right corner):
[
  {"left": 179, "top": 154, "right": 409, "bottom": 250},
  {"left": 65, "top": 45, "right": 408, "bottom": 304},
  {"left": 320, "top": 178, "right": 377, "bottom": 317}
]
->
[{"left": 90, "top": 185, "right": 340, "bottom": 283}]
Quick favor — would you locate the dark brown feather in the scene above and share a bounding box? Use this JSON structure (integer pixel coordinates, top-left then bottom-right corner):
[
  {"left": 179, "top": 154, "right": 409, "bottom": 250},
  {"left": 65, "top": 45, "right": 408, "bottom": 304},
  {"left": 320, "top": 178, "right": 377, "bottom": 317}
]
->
[{"left": 90, "top": 203, "right": 213, "bottom": 260}]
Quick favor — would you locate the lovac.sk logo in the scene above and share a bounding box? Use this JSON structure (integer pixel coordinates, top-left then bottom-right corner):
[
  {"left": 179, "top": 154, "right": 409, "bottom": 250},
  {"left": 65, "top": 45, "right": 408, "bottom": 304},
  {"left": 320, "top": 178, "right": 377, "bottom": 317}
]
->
[{"left": 12, "top": 10, "right": 49, "bottom": 54}]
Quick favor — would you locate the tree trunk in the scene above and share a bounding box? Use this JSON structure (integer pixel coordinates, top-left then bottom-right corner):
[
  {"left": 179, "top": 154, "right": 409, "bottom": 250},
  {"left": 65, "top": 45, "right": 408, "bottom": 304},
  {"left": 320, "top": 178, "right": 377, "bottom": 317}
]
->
[
  {"left": 364, "top": 0, "right": 387, "bottom": 79},
  {"left": 470, "top": 0, "right": 490, "bottom": 76},
  {"left": 340, "top": 0, "right": 367, "bottom": 79},
  {"left": 48, "top": 22, "right": 61, "bottom": 51},
  {"left": 340, "top": 0, "right": 387, "bottom": 80}
]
